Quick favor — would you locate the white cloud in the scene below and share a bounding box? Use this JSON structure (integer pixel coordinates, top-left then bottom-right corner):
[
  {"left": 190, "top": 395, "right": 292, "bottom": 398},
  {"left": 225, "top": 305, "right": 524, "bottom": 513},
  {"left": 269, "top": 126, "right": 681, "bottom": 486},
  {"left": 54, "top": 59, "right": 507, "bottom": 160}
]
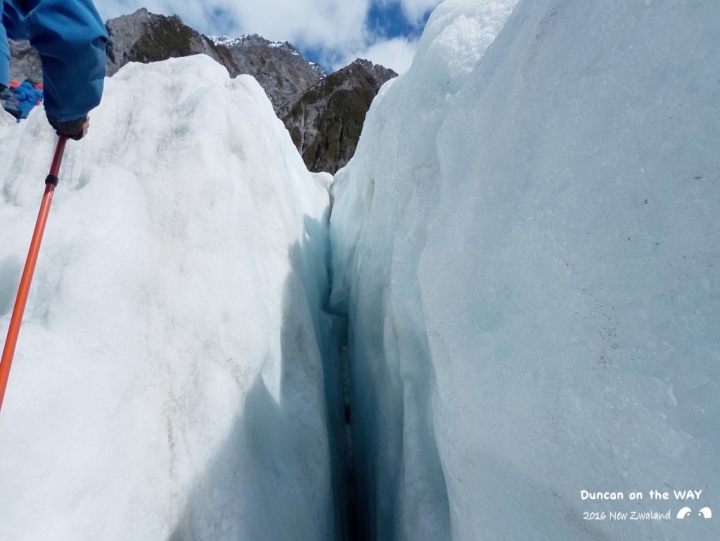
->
[
  {"left": 92, "top": 0, "right": 438, "bottom": 71},
  {"left": 371, "top": 0, "right": 443, "bottom": 27},
  {"left": 396, "top": 0, "right": 443, "bottom": 24},
  {"left": 335, "top": 36, "right": 418, "bottom": 74},
  {"left": 94, "top": 0, "right": 370, "bottom": 49}
]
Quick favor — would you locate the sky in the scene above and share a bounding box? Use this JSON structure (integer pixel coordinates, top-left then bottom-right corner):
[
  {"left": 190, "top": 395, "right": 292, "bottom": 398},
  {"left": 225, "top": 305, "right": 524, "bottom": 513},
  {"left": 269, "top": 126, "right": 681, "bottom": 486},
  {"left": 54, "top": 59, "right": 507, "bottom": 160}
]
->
[{"left": 92, "top": 0, "right": 444, "bottom": 74}]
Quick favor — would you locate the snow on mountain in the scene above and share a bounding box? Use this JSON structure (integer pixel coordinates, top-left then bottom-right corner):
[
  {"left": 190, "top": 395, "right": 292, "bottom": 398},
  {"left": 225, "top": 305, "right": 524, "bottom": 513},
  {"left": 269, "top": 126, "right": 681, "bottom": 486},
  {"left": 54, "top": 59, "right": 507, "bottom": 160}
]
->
[
  {"left": 210, "top": 35, "right": 296, "bottom": 53},
  {"left": 329, "top": 0, "right": 720, "bottom": 539},
  {"left": 209, "top": 35, "right": 247, "bottom": 48},
  {"left": 0, "top": 55, "right": 336, "bottom": 540},
  {"left": 218, "top": 33, "right": 326, "bottom": 113}
]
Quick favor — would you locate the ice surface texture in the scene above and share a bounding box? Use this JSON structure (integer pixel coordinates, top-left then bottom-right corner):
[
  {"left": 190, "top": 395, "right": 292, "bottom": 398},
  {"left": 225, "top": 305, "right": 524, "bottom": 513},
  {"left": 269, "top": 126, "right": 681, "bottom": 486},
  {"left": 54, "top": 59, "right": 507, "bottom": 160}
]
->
[
  {"left": 0, "top": 56, "right": 336, "bottom": 540},
  {"left": 329, "top": 0, "right": 720, "bottom": 539}
]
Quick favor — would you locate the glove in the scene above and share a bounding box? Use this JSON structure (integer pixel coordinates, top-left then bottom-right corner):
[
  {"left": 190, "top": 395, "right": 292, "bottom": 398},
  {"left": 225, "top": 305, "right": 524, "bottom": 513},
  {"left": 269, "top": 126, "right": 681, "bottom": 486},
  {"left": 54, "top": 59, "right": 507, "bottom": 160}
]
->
[{"left": 47, "top": 114, "right": 89, "bottom": 140}]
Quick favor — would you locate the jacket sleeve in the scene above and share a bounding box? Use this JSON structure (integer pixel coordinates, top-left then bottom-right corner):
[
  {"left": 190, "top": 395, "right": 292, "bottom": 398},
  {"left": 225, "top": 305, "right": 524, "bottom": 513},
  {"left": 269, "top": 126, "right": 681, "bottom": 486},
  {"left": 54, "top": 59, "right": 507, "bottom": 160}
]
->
[
  {"left": 0, "top": 3, "right": 11, "bottom": 87},
  {"left": 8, "top": 0, "right": 108, "bottom": 122}
]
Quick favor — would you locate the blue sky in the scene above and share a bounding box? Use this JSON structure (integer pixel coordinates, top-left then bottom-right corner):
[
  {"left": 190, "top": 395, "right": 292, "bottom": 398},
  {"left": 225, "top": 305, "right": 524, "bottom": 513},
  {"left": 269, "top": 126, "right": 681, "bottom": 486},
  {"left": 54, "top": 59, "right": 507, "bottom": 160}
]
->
[
  {"left": 93, "top": 0, "right": 442, "bottom": 74},
  {"left": 367, "top": 1, "right": 429, "bottom": 42},
  {"left": 302, "top": 2, "right": 433, "bottom": 72}
]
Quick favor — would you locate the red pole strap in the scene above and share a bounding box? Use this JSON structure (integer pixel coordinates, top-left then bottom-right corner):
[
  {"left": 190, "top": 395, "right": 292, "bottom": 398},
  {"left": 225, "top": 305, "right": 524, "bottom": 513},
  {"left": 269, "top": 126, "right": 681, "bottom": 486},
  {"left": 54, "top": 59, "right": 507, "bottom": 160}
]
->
[{"left": 0, "top": 135, "right": 68, "bottom": 412}]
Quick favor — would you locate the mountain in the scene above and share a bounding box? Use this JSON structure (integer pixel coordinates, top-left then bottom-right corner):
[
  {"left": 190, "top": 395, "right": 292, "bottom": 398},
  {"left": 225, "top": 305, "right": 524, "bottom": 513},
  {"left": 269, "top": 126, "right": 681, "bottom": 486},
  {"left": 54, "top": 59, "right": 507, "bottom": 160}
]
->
[
  {"left": 106, "top": 9, "right": 328, "bottom": 112},
  {"left": 6, "top": 39, "right": 42, "bottom": 83},
  {"left": 104, "top": 9, "right": 235, "bottom": 75},
  {"left": 7, "top": 9, "right": 235, "bottom": 84},
  {"left": 282, "top": 59, "right": 397, "bottom": 175},
  {"left": 7, "top": 9, "right": 395, "bottom": 172},
  {"left": 7, "top": 8, "right": 326, "bottom": 114},
  {"left": 211, "top": 34, "right": 326, "bottom": 113}
]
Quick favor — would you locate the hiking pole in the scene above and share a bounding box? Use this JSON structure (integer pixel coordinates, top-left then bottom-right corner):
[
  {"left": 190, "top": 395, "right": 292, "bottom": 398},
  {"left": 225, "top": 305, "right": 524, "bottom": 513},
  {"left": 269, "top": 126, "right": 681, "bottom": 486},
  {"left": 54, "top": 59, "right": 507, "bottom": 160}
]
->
[{"left": 0, "top": 135, "right": 68, "bottom": 413}]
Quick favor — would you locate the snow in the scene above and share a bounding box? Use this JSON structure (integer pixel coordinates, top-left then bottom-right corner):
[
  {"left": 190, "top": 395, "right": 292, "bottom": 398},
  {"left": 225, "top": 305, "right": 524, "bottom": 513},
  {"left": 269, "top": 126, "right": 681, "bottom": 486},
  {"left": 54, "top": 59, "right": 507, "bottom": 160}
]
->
[
  {"left": 329, "top": 0, "right": 720, "bottom": 540},
  {"left": 209, "top": 35, "right": 246, "bottom": 47},
  {"left": 210, "top": 36, "right": 300, "bottom": 56},
  {"left": 0, "top": 56, "right": 336, "bottom": 540},
  {"left": 268, "top": 41, "right": 299, "bottom": 55}
]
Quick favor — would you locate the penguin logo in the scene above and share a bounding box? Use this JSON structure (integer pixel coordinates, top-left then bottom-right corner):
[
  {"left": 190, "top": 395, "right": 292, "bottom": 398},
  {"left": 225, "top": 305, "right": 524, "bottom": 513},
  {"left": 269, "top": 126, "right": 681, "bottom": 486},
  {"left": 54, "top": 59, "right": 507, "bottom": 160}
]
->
[
  {"left": 698, "top": 507, "right": 712, "bottom": 519},
  {"left": 676, "top": 507, "right": 692, "bottom": 519}
]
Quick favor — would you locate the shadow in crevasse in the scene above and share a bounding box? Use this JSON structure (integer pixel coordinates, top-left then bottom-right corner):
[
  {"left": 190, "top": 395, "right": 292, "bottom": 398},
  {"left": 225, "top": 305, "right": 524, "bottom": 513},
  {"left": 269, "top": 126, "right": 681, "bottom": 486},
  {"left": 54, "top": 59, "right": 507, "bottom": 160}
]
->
[{"left": 167, "top": 214, "right": 350, "bottom": 541}]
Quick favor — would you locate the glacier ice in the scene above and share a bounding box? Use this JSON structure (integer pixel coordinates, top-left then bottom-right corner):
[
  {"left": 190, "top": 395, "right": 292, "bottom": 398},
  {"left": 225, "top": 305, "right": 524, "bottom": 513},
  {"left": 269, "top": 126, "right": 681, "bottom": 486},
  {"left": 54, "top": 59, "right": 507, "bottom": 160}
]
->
[
  {"left": 329, "top": 0, "right": 720, "bottom": 539},
  {"left": 0, "top": 56, "right": 338, "bottom": 540},
  {"left": 1, "top": 0, "right": 719, "bottom": 538}
]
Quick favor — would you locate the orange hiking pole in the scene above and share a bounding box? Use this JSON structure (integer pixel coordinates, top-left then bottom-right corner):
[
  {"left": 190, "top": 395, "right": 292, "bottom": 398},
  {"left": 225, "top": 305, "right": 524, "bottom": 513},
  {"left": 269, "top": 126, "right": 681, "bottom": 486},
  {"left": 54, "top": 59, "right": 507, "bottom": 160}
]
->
[{"left": 0, "top": 135, "right": 68, "bottom": 413}]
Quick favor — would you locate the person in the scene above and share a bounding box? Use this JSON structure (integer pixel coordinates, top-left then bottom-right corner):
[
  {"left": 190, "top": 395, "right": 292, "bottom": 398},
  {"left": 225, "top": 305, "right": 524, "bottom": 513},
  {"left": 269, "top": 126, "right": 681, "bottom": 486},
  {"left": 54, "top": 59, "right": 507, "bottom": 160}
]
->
[
  {"left": 2, "top": 78, "right": 43, "bottom": 121},
  {"left": 0, "top": 0, "right": 108, "bottom": 140},
  {"left": 0, "top": 78, "right": 20, "bottom": 119}
]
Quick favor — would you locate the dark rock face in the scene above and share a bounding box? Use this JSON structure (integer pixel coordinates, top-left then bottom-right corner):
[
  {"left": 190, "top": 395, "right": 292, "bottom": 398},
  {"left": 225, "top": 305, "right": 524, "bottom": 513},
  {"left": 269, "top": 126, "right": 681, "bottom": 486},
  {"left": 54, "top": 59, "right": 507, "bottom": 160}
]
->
[
  {"left": 104, "top": 9, "right": 325, "bottom": 112},
  {"left": 9, "top": 8, "right": 324, "bottom": 114},
  {"left": 7, "top": 9, "right": 396, "bottom": 173},
  {"left": 282, "top": 59, "right": 397, "bottom": 174},
  {"left": 105, "top": 9, "right": 239, "bottom": 78},
  {"left": 213, "top": 35, "right": 326, "bottom": 112},
  {"left": 7, "top": 39, "right": 42, "bottom": 83}
]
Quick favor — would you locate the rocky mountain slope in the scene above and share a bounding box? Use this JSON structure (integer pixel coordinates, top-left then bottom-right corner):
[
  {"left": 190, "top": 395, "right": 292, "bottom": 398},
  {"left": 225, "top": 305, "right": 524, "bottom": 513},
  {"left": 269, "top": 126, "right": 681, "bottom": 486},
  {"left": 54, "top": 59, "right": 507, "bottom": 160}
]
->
[
  {"left": 8, "top": 8, "right": 325, "bottom": 114},
  {"left": 105, "top": 9, "right": 327, "bottom": 112},
  {"left": 104, "top": 10, "right": 232, "bottom": 75},
  {"left": 282, "top": 59, "right": 397, "bottom": 174},
  {"left": 212, "top": 35, "right": 326, "bottom": 113},
  {"left": 7, "top": 8, "right": 397, "bottom": 173},
  {"left": 6, "top": 39, "right": 42, "bottom": 84}
]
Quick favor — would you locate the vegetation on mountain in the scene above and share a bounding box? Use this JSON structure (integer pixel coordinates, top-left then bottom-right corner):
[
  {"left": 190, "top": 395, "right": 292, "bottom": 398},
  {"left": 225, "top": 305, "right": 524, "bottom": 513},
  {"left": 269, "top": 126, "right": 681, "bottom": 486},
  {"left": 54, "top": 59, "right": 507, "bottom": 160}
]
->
[{"left": 283, "top": 60, "right": 397, "bottom": 173}]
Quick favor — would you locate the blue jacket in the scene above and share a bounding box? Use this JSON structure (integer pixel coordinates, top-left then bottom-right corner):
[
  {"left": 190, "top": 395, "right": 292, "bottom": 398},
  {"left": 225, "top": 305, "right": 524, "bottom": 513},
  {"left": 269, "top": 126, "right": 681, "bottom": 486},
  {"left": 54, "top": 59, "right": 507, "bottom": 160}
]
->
[
  {"left": 13, "top": 80, "right": 43, "bottom": 118},
  {"left": 1, "top": 0, "right": 108, "bottom": 122}
]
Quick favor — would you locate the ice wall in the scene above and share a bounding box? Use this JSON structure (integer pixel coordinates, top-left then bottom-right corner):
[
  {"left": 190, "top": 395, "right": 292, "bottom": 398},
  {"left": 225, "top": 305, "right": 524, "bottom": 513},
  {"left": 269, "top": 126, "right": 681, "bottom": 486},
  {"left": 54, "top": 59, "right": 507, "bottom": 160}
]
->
[
  {"left": 0, "top": 56, "right": 336, "bottom": 540},
  {"left": 329, "top": 0, "right": 720, "bottom": 539}
]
